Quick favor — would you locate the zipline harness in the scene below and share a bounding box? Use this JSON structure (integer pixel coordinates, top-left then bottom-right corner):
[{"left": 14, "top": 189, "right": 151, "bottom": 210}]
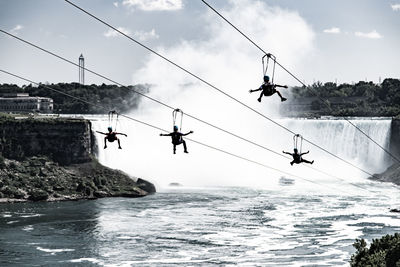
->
[
  {"left": 293, "top": 134, "right": 303, "bottom": 154},
  {"left": 262, "top": 53, "right": 277, "bottom": 83},
  {"left": 108, "top": 110, "right": 119, "bottom": 131},
  {"left": 172, "top": 108, "right": 184, "bottom": 131}
]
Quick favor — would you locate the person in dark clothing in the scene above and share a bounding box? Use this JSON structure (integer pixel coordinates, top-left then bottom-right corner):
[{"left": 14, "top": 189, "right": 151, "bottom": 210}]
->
[
  {"left": 283, "top": 148, "right": 314, "bottom": 166},
  {"left": 160, "top": 126, "right": 193, "bottom": 154},
  {"left": 249, "top": 75, "right": 288, "bottom": 102},
  {"left": 97, "top": 127, "right": 127, "bottom": 149}
]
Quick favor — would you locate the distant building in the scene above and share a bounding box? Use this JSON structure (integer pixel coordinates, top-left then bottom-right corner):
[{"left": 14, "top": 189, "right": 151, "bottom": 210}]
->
[
  {"left": 79, "top": 54, "right": 85, "bottom": 85},
  {"left": 0, "top": 93, "right": 53, "bottom": 113}
]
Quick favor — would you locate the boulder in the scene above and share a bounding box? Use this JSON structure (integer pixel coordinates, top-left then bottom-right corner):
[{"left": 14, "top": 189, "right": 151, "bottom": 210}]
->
[
  {"left": 28, "top": 189, "right": 49, "bottom": 201},
  {"left": 137, "top": 178, "right": 156, "bottom": 194},
  {"left": 94, "top": 190, "right": 109, "bottom": 198}
]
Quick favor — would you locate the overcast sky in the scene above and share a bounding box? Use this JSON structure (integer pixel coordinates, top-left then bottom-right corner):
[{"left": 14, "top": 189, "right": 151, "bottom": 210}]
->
[{"left": 0, "top": 0, "right": 399, "bottom": 87}]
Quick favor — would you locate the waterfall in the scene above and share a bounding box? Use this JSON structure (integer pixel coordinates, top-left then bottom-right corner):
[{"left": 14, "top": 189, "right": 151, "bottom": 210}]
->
[
  {"left": 90, "top": 115, "right": 392, "bottom": 190},
  {"left": 282, "top": 118, "right": 392, "bottom": 172}
]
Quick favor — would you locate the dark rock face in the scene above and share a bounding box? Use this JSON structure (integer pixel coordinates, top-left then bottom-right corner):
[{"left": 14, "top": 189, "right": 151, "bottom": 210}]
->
[
  {"left": 370, "top": 163, "right": 400, "bottom": 185},
  {"left": 0, "top": 117, "right": 93, "bottom": 165},
  {"left": 0, "top": 156, "right": 156, "bottom": 202},
  {"left": 28, "top": 189, "right": 49, "bottom": 201},
  {"left": 137, "top": 178, "right": 156, "bottom": 194},
  {"left": 390, "top": 118, "right": 400, "bottom": 160},
  {"left": 0, "top": 116, "right": 156, "bottom": 202}
]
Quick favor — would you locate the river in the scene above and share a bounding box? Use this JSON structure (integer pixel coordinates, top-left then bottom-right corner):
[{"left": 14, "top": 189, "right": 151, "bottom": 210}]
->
[{"left": 1, "top": 117, "right": 399, "bottom": 266}]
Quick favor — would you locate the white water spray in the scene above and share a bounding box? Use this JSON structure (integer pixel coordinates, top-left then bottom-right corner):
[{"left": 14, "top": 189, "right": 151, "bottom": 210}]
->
[{"left": 92, "top": 115, "right": 391, "bottom": 191}]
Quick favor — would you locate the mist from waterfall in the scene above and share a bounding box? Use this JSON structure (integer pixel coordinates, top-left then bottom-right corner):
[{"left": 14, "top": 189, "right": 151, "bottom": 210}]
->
[
  {"left": 89, "top": 1, "right": 391, "bottom": 193},
  {"left": 91, "top": 115, "right": 391, "bottom": 191}
]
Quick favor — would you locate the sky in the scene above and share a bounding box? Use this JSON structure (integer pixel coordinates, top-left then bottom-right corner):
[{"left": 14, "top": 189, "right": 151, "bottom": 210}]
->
[{"left": 0, "top": 0, "right": 399, "bottom": 87}]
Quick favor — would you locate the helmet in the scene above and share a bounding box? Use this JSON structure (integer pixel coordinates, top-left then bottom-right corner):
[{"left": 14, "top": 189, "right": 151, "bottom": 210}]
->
[
  {"left": 294, "top": 148, "right": 298, "bottom": 152},
  {"left": 263, "top": 75, "right": 270, "bottom": 82},
  {"left": 173, "top": 125, "right": 179, "bottom": 131},
  {"left": 108, "top": 126, "right": 112, "bottom": 131}
]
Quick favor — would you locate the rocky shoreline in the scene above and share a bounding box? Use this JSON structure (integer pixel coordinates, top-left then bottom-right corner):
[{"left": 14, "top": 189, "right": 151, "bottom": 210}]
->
[
  {"left": 0, "top": 115, "right": 155, "bottom": 203},
  {"left": 0, "top": 156, "right": 155, "bottom": 203},
  {"left": 369, "top": 162, "right": 400, "bottom": 186}
]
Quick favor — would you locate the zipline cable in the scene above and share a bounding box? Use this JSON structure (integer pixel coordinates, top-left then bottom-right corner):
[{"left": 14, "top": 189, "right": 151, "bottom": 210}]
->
[
  {"left": 60, "top": 2, "right": 384, "bottom": 178},
  {"left": 0, "top": 29, "right": 364, "bottom": 187},
  {"left": 200, "top": 0, "right": 400, "bottom": 164},
  {"left": 0, "top": 68, "right": 359, "bottom": 195}
]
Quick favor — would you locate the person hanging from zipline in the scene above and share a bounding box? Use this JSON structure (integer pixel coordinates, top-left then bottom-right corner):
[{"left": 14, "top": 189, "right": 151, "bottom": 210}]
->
[
  {"left": 283, "top": 149, "right": 314, "bottom": 166},
  {"left": 160, "top": 108, "right": 194, "bottom": 154},
  {"left": 283, "top": 134, "right": 314, "bottom": 165},
  {"left": 96, "top": 110, "right": 127, "bottom": 149},
  {"left": 160, "top": 126, "right": 194, "bottom": 154},
  {"left": 97, "top": 127, "right": 127, "bottom": 149},
  {"left": 249, "top": 75, "right": 288, "bottom": 102},
  {"left": 249, "top": 53, "right": 288, "bottom": 102}
]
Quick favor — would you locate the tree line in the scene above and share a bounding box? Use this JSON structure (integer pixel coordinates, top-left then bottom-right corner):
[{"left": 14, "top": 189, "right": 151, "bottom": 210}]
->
[
  {"left": 0, "top": 83, "right": 149, "bottom": 114},
  {"left": 289, "top": 78, "right": 400, "bottom": 117},
  {"left": 2, "top": 78, "right": 400, "bottom": 116}
]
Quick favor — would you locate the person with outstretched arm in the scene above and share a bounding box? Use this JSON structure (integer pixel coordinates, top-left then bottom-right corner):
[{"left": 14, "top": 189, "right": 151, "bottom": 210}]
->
[
  {"left": 97, "top": 127, "right": 127, "bottom": 149},
  {"left": 249, "top": 75, "right": 288, "bottom": 102},
  {"left": 283, "top": 148, "right": 314, "bottom": 166},
  {"left": 160, "top": 126, "right": 193, "bottom": 154}
]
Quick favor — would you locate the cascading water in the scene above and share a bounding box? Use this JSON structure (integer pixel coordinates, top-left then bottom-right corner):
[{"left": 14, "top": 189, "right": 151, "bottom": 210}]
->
[
  {"left": 282, "top": 118, "right": 392, "bottom": 172},
  {"left": 90, "top": 114, "right": 392, "bottom": 191}
]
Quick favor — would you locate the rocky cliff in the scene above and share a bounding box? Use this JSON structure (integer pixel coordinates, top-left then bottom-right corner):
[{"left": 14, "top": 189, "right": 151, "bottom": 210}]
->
[
  {"left": 373, "top": 117, "right": 400, "bottom": 186},
  {"left": 0, "top": 115, "right": 155, "bottom": 202},
  {"left": 0, "top": 116, "right": 93, "bottom": 165},
  {"left": 370, "top": 162, "right": 400, "bottom": 186},
  {"left": 390, "top": 117, "right": 400, "bottom": 160}
]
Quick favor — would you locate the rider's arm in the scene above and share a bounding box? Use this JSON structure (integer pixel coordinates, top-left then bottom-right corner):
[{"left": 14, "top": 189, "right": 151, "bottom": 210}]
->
[
  {"left": 250, "top": 86, "right": 263, "bottom": 93},
  {"left": 183, "top": 131, "right": 194, "bottom": 136}
]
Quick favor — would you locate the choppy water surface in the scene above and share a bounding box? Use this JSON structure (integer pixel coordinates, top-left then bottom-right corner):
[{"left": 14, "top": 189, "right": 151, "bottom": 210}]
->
[{"left": 1, "top": 184, "right": 400, "bottom": 266}]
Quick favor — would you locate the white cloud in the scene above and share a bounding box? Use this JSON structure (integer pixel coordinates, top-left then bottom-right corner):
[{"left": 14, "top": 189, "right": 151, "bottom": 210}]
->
[
  {"left": 10, "top": 25, "right": 23, "bottom": 34},
  {"left": 133, "top": 1, "right": 315, "bottom": 93},
  {"left": 323, "top": 27, "right": 341, "bottom": 34},
  {"left": 355, "top": 30, "right": 383, "bottom": 39},
  {"left": 113, "top": 2, "right": 119, "bottom": 7},
  {"left": 133, "top": 29, "right": 159, "bottom": 41},
  {"left": 391, "top": 4, "right": 400, "bottom": 11},
  {"left": 103, "top": 27, "right": 131, "bottom": 38},
  {"left": 103, "top": 27, "right": 159, "bottom": 41},
  {"left": 122, "top": 0, "right": 182, "bottom": 11}
]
